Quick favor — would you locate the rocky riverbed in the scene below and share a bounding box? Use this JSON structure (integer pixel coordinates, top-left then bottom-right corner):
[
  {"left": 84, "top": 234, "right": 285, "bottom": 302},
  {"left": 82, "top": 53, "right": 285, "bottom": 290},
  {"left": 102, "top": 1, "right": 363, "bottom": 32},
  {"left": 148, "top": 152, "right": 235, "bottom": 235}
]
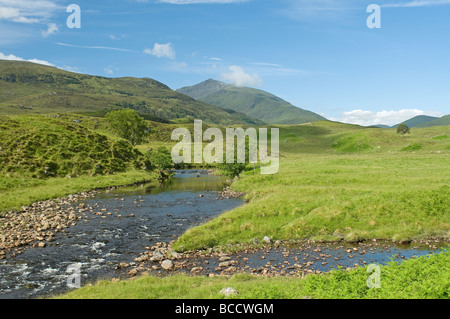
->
[
  {"left": 1, "top": 170, "right": 447, "bottom": 299},
  {"left": 116, "top": 238, "right": 447, "bottom": 279},
  {"left": 0, "top": 192, "right": 97, "bottom": 259},
  {"left": 0, "top": 170, "right": 245, "bottom": 298}
]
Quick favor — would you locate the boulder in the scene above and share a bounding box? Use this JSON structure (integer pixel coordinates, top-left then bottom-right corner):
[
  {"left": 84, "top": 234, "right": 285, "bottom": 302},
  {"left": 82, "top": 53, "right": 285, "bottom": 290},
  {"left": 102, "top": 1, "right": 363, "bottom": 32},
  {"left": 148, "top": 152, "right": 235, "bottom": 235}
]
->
[
  {"left": 161, "top": 260, "right": 174, "bottom": 270},
  {"left": 150, "top": 250, "right": 164, "bottom": 262},
  {"left": 219, "top": 287, "right": 239, "bottom": 297}
]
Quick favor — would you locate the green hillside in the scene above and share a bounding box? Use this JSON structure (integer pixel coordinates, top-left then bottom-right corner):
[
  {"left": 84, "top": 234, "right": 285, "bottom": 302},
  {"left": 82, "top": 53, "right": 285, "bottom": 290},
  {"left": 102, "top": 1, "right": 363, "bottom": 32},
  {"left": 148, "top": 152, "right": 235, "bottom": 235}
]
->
[
  {"left": 0, "top": 114, "right": 150, "bottom": 179},
  {"left": 177, "top": 79, "right": 326, "bottom": 125},
  {"left": 416, "top": 114, "right": 450, "bottom": 128},
  {"left": 0, "top": 61, "right": 263, "bottom": 126},
  {"left": 394, "top": 115, "right": 439, "bottom": 128}
]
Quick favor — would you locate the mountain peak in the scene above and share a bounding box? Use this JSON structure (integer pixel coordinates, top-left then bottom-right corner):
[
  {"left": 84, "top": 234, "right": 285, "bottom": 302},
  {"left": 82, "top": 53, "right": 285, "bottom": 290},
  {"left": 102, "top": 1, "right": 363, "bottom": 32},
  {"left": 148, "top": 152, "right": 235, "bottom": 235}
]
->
[
  {"left": 177, "top": 79, "right": 327, "bottom": 125},
  {"left": 177, "top": 79, "right": 227, "bottom": 100}
]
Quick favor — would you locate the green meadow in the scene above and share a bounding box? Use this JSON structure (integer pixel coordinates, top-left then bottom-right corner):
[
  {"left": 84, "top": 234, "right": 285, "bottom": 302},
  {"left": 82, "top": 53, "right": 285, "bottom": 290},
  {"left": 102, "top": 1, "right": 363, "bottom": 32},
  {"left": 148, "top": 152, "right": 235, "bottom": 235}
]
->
[
  {"left": 0, "top": 113, "right": 448, "bottom": 299},
  {"left": 173, "top": 122, "right": 450, "bottom": 251}
]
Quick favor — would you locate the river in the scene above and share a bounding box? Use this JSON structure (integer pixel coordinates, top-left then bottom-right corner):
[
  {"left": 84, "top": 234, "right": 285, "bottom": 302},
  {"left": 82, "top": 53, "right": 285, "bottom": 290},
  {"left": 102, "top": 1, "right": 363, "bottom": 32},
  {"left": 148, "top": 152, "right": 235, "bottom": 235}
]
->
[
  {"left": 0, "top": 170, "right": 445, "bottom": 299},
  {"left": 0, "top": 170, "right": 243, "bottom": 299}
]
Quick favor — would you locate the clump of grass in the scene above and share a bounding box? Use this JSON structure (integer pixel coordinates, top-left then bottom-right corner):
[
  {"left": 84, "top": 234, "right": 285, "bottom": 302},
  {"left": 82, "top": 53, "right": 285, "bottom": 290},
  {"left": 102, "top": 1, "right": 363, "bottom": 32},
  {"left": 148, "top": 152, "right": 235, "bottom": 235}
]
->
[
  {"left": 431, "top": 135, "right": 449, "bottom": 140},
  {"left": 331, "top": 134, "right": 372, "bottom": 152},
  {"left": 401, "top": 143, "right": 423, "bottom": 152}
]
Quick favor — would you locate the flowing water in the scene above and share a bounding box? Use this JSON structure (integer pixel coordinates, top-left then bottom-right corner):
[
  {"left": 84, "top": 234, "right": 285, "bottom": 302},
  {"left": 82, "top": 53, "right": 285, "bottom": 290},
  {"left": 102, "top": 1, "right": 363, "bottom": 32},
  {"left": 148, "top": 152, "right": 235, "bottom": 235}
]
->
[
  {"left": 0, "top": 170, "right": 446, "bottom": 299},
  {"left": 0, "top": 170, "right": 243, "bottom": 299}
]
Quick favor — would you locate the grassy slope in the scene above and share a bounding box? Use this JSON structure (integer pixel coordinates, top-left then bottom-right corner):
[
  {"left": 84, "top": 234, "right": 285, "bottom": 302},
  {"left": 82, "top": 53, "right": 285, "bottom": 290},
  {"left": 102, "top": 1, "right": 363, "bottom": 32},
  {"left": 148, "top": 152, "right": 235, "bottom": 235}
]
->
[
  {"left": 0, "top": 61, "right": 263, "bottom": 126},
  {"left": 416, "top": 114, "right": 450, "bottom": 128},
  {"left": 0, "top": 114, "right": 160, "bottom": 212},
  {"left": 173, "top": 122, "right": 450, "bottom": 250},
  {"left": 55, "top": 121, "right": 450, "bottom": 299},
  {"left": 2, "top": 114, "right": 448, "bottom": 299},
  {"left": 177, "top": 79, "right": 326, "bottom": 125},
  {"left": 393, "top": 115, "right": 439, "bottom": 128},
  {"left": 0, "top": 115, "right": 149, "bottom": 178},
  {"left": 57, "top": 251, "right": 449, "bottom": 299}
]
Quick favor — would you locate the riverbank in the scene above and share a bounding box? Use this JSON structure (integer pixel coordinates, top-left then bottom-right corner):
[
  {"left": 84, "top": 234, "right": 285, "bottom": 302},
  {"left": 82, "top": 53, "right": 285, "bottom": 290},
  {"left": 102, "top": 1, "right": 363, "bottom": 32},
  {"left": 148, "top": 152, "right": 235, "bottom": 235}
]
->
[
  {"left": 56, "top": 250, "right": 449, "bottom": 299},
  {"left": 173, "top": 152, "right": 450, "bottom": 251},
  {"left": 0, "top": 170, "right": 160, "bottom": 213},
  {"left": 0, "top": 170, "right": 160, "bottom": 259},
  {"left": 114, "top": 237, "right": 447, "bottom": 279},
  {"left": 0, "top": 170, "right": 244, "bottom": 298}
]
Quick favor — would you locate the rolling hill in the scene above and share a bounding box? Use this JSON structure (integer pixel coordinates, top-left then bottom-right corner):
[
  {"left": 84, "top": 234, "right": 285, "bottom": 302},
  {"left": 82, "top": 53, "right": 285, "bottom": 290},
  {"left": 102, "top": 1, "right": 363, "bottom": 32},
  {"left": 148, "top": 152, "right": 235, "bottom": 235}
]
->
[
  {"left": 177, "top": 79, "right": 326, "bottom": 125},
  {"left": 415, "top": 114, "right": 450, "bottom": 128},
  {"left": 393, "top": 115, "right": 439, "bottom": 128},
  {"left": 0, "top": 61, "right": 263, "bottom": 126}
]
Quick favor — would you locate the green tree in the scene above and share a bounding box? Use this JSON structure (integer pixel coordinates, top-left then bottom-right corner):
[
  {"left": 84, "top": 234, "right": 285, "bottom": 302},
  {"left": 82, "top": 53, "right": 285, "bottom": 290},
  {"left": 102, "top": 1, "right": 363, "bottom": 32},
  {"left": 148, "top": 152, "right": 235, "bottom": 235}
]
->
[
  {"left": 218, "top": 162, "right": 247, "bottom": 178},
  {"left": 146, "top": 146, "right": 173, "bottom": 175},
  {"left": 397, "top": 123, "right": 411, "bottom": 136},
  {"left": 218, "top": 136, "right": 253, "bottom": 178},
  {"left": 106, "top": 109, "right": 148, "bottom": 145}
]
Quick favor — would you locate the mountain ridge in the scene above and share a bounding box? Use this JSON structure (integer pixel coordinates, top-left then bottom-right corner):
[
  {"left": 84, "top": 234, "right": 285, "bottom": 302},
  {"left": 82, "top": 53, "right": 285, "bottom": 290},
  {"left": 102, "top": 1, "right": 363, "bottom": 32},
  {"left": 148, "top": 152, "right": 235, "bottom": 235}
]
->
[
  {"left": 393, "top": 115, "right": 440, "bottom": 128},
  {"left": 0, "top": 60, "right": 264, "bottom": 126},
  {"left": 177, "top": 79, "right": 327, "bottom": 125}
]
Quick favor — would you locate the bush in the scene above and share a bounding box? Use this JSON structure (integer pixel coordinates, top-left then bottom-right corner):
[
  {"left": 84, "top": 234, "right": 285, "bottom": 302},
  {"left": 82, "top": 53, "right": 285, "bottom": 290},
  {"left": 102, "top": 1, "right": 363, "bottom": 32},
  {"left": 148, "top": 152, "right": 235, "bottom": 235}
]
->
[
  {"left": 146, "top": 146, "right": 173, "bottom": 174},
  {"left": 397, "top": 124, "right": 410, "bottom": 135},
  {"left": 106, "top": 109, "right": 149, "bottom": 145}
]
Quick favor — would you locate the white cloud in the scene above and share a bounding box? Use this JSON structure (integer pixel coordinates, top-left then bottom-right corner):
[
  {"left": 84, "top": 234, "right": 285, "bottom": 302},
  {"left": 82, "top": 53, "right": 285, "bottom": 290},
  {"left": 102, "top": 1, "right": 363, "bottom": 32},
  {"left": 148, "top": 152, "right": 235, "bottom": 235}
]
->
[
  {"left": 279, "top": 0, "right": 355, "bottom": 21},
  {"left": 0, "top": 7, "right": 37, "bottom": 23},
  {"left": 335, "top": 109, "right": 443, "bottom": 126},
  {"left": 143, "top": 42, "right": 176, "bottom": 59},
  {"left": 248, "top": 62, "right": 283, "bottom": 68},
  {"left": 110, "top": 34, "right": 126, "bottom": 40},
  {"left": 0, "top": 52, "right": 54, "bottom": 66},
  {"left": 104, "top": 67, "right": 114, "bottom": 75},
  {"left": 41, "top": 22, "right": 58, "bottom": 37},
  {"left": 382, "top": 0, "right": 450, "bottom": 8},
  {"left": 0, "top": 0, "right": 60, "bottom": 24},
  {"left": 220, "top": 65, "right": 263, "bottom": 87},
  {"left": 56, "top": 42, "right": 134, "bottom": 52},
  {"left": 158, "top": 0, "right": 248, "bottom": 4}
]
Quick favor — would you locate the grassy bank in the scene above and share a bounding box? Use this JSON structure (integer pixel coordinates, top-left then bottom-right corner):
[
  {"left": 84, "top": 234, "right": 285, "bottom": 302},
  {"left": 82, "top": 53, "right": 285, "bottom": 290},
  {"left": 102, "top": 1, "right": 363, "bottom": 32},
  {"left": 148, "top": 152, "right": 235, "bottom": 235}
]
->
[
  {"left": 173, "top": 122, "right": 449, "bottom": 251},
  {"left": 0, "top": 169, "right": 158, "bottom": 213},
  {"left": 57, "top": 250, "right": 449, "bottom": 299},
  {"left": 0, "top": 114, "right": 161, "bottom": 213},
  {"left": 173, "top": 152, "right": 449, "bottom": 251}
]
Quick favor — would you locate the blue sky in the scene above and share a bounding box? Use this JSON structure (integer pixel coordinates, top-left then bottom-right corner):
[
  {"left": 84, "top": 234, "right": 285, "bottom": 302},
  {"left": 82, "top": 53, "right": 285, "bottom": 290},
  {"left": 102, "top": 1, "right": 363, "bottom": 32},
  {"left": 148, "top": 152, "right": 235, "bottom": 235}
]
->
[{"left": 1, "top": 0, "right": 449, "bottom": 125}]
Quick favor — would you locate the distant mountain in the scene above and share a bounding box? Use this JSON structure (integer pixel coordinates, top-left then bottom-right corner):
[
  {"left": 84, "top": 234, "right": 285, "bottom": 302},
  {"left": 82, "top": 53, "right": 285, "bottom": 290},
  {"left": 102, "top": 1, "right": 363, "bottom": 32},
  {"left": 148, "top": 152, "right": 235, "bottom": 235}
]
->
[
  {"left": 0, "top": 61, "right": 263, "bottom": 126},
  {"left": 415, "top": 114, "right": 450, "bottom": 128},
  {"left": 369, "top": 124, "right": 391, "bottom": 128},
  {"left": 177, "top": 79, "right": 326, "bottom": 125},
  {"left": 393, "top": 115, "right": 440, "bottom": 128}
]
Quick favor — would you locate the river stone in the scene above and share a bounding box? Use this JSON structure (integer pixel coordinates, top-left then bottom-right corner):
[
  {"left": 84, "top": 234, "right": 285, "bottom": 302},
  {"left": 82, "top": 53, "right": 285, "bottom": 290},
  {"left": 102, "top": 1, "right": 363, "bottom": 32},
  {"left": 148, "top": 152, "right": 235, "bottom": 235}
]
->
[
  {"left": 161, "top": 260, "right": 174, "bottom": 270},
  {"left": 220, "top": 287, "right": 239, "bottom": 297},
  {"left": 263, "top": 236, "right": 273, "bottom": 244},
  {"left": 171, "top": 251, "right": 182, "bottom": 259},
  {"left": 191, "top": 267, "right": 203, "bottom": 273},
  {"left": 128, "top": 269, "right": 138, "bottom": 276},
  {"left": 151, "top": 250, "right": 164, "bottom": 262}
]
